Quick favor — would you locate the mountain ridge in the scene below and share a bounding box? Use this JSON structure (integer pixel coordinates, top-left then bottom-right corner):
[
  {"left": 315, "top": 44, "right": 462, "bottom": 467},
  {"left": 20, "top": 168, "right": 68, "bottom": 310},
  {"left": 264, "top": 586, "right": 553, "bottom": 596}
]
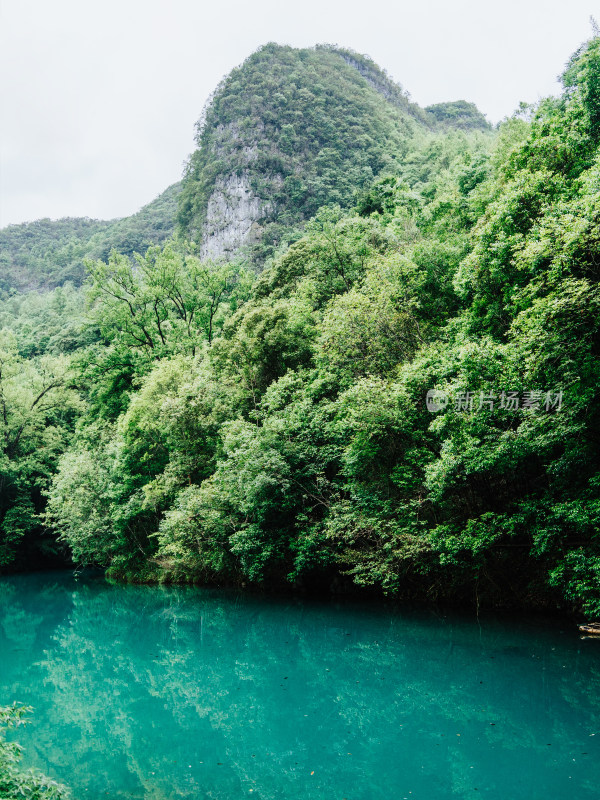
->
[{"left": 0, "top": 182, "right": 181, "bottom": 294}]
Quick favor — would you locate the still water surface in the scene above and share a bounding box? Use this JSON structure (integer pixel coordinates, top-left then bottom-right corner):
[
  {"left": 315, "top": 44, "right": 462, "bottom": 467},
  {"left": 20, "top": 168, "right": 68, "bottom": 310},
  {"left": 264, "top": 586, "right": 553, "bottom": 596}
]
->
[{"left": 1, "top": 571, "right": 599, "bottom": 799}]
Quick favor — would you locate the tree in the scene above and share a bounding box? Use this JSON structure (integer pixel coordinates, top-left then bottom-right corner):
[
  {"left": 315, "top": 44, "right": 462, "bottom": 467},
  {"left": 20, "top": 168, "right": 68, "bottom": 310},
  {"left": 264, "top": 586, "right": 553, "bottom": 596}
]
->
[
  {"left": 87, "top": 243, "right": 252, "bottom": 357},
  {"left": 0, "top": 332, "right": 81, "bottom": 568}
]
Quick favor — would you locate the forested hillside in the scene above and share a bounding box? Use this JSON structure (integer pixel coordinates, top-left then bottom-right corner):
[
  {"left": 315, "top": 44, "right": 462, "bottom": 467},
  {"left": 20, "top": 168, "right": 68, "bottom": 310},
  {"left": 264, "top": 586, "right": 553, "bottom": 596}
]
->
[
  {"left": 0, "top": 182, "right": 180, "bottom": 295},
  {"left": 1, "top": 37, "right": 599, "bottom": 616}
]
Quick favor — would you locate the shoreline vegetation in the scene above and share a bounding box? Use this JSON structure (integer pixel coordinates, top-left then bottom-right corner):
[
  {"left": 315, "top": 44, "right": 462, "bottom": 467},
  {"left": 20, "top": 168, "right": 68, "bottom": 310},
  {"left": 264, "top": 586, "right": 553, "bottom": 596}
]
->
[
  {"left": 0, "top": 36, "right": 599, "bottom": 618},
  {"left": 0, "top": 704, "right": 69, "bottom": 799}
]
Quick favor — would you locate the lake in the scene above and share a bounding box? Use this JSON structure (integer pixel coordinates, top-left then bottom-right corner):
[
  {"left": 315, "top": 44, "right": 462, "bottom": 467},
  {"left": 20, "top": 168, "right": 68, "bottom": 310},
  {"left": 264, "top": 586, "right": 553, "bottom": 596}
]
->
[{"left": 1, "top": 571, "right": 599, "bottom": 799}]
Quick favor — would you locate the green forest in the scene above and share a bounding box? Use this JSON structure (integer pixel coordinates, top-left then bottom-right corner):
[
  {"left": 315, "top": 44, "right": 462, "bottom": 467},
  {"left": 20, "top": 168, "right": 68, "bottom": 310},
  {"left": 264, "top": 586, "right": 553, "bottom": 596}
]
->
[
  {"left": 0, "top": 183, "right": 180, "bottom": 295},
  {"left": 1, "top": 35, "right": 600, "bottom": 624}
]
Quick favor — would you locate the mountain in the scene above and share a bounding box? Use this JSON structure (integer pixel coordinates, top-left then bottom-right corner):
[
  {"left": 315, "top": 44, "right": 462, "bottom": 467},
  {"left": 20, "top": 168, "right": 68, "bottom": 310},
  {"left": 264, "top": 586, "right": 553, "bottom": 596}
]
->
[
  {"left": 178, "top": 43, "right": 440, "bottom": 263},
  {"left": 0, "top": 43, "right": 490, "bottom": 290},
  {"left": 0, "top": 182, "right": 181, "bottom": 295}
]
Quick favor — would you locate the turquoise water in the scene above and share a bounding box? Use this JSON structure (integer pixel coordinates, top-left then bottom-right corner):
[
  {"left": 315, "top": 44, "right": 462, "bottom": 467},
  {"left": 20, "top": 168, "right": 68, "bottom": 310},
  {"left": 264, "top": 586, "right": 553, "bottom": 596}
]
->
[{"left": 1, "top": 572, "right": 599, "bottom": 799}]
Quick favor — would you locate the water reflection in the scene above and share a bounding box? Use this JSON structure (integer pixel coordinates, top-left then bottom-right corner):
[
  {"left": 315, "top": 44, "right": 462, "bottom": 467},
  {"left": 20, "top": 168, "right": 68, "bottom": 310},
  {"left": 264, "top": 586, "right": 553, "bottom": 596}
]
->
[{"left": 1, "top": 572, "right": 599, "bottom": 799}]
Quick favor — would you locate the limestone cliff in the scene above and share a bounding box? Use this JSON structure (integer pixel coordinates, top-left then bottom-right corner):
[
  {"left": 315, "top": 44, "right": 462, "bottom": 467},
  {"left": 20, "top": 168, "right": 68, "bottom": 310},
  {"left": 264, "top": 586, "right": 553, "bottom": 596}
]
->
[{"left": 200, "top": 171, "right": 272, "bottom": 260}]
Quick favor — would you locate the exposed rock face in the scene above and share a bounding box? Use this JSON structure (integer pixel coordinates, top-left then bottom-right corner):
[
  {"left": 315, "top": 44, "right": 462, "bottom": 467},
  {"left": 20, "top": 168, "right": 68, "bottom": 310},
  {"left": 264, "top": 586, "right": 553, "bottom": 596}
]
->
[
  {"left": 196, "top": 120, "right": 274, "bottom": 260},
  {"left": 200, "top": 172, "right": 270, "bottom": 260}
]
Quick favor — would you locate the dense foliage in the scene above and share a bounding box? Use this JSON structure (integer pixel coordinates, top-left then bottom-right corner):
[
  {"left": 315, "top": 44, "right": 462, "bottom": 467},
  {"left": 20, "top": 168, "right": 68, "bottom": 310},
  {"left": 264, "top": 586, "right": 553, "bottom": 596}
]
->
[
  {"left": 1, "top": 37, "right": 599, "bottom": 616},
  {"left": 425, "top": 101, "right": 492, "bottom": 131}
]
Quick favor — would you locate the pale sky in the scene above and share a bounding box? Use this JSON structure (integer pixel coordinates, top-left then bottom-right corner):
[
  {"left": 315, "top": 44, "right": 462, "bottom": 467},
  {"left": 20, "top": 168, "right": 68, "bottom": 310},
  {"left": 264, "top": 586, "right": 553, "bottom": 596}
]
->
[{"left": 0, "top": 0, "right": 596, "bottom": 227}]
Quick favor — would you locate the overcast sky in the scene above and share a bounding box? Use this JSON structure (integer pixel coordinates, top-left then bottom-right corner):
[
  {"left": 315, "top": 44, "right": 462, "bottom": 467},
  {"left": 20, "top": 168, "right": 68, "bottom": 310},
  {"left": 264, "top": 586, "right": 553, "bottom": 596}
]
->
[{"left": 0, "top": 0, "right": 596, "bottom": 228}]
